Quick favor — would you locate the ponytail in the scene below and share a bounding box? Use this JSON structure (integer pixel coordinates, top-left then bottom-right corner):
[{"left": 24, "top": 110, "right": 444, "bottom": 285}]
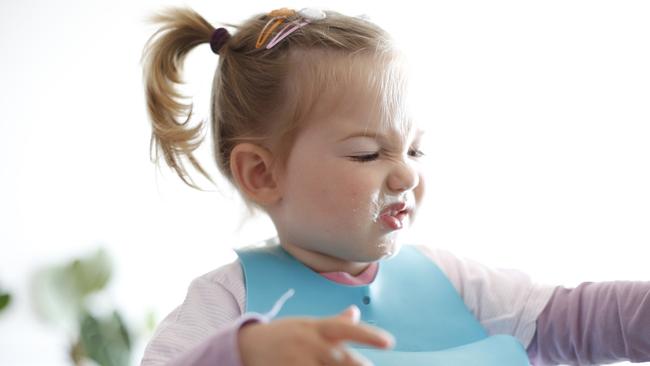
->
[
  {"left": 142, "top": 6, "right": 399, "bottom": 207},
  {"left": 141, "top": 7, "right": 216, "bottom": 189}
]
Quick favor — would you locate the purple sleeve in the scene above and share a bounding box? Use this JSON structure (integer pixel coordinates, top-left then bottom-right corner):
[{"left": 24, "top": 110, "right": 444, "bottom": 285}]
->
[
  {"left": 166, "top": 314, "right": 266, "bottom": 366},
  {"left": 527, "top": 281, "right": 650, "bottom": 365}
]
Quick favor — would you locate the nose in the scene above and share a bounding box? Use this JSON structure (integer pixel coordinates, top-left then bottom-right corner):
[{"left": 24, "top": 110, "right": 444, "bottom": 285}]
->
[{"left": 386, "top": 159, "right": 420, "bottom": 193}]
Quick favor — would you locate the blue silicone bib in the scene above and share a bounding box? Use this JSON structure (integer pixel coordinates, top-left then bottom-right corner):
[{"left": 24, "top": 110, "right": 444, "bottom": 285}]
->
[{"left": 236, "top": 244, "right": 530, "bottom": 365}]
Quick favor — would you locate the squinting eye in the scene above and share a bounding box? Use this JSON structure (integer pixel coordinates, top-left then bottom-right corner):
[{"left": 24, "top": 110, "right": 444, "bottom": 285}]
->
[
  {"left": 349, "top": 153, "right": 380, "bottom": 163},
  {"left": 408, "top": 148, "right": 425, "bottom": 158}
]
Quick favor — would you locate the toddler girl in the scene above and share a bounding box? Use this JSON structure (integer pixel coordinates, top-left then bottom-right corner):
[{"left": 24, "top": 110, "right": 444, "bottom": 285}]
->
[{"left": 140, "top": 6, "right": 650, "bottom": 366}]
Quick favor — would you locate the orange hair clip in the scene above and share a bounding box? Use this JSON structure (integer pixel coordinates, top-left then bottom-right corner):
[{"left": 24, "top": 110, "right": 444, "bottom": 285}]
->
[{"left": 255, "top": 8, "right": 297, "bottom": 49}]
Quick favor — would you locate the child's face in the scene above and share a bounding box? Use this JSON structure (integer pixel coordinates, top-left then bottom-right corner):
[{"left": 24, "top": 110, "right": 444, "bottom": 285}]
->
[{"left": 271, "top": 64, "right": 425, "bottom": 265}]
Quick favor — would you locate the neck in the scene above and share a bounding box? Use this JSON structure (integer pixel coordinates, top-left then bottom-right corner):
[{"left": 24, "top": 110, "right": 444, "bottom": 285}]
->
[{"left": 281, "top": 242, "right": 371, "bottom": 276}]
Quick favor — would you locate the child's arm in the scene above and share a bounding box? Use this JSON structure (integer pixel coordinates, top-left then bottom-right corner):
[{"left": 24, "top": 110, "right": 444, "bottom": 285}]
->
[
  {"left": 163, "top": 314, "right": 266, "bottom": 366},
  {"left": 528, "top": 281, "right": 650, "bottom": 365},
  {"left": 140, "top": 261, "right": 391, "bottom": 366},
  {"left": 140, "top": 269, "right": 249, "bottom": 366},
  {"left": 152, "top": 305, "right": 391, "bottom": 366},
  {"left": 413, "top": 245, "right": 557, "bottom": 348},
  {"left": 237, "top": 306, "right": 394, "bottom": 366}
]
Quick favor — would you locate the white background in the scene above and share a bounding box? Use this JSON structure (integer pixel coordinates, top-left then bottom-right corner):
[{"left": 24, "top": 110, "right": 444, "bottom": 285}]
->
[{"left": 0, "top": 0, "right": 648, "bottom": 365}]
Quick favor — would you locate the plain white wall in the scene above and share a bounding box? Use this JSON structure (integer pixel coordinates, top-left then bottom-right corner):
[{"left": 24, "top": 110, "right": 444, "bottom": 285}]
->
[{"left": 0, "top": 1, "right": 648, "bottom": 365}]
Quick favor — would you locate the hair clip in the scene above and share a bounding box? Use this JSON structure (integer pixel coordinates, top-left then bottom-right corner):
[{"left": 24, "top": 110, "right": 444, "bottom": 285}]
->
[
  {"left": 264, "top": 8, "right": 326, "bottom": 50},
  {"left": 255, "top": 8, "right": 296, "bottom": 49},
  {"left": 297, "top": 8, "right": 326, "bottom": 21}
]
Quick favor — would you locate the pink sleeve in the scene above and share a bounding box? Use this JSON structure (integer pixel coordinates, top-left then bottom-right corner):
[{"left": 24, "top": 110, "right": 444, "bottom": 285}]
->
[
  {"left": 166, "top": 313, "right": 267, "bottom": 366},
  {"left": 527, "top": 281, "right": 650, "bottom": 365}
]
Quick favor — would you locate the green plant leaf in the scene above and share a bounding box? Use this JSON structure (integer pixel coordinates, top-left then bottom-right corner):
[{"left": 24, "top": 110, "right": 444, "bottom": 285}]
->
[
  {"left": 30, "top": 248, "right": 113, "bottom": 328},
  {"left": 79, "top": 311, "right": 132, "bottom": 366},
  {"left": 67, "top": 248, "right": 112, "bottom": 297},
  {"left": 145, "top": 310, "right": 157, "bottom": 333},
  {"left": 31, "top": 267, "right": 83, "bottom": 330},
  {"left": 0, "top": 292, "right": 11, "bottom": 313}
]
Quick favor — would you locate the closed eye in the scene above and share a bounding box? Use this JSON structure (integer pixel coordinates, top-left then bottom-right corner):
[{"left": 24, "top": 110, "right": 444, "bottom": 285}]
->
[
  {"left": 408, "top": 148, "right": 425, "bottom": 158},
  {"left": 348, "top": 153, "right": 380, "bottom": 163}
]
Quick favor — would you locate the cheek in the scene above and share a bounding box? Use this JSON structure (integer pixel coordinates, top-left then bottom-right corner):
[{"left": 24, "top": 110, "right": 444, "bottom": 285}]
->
[
  {"left": 415, "top": 173, "right": 426, "bottom": 202},
  {"left": 317, "top": 179, "right": 366, "bottom": 216},
  {"left": 314, "top": 172, "right": 376, "bottom": 222}
]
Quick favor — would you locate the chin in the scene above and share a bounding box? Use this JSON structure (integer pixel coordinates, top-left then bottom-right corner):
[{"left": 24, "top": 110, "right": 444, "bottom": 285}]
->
[
  {"left": 341, "top": 245, "right": 398, "bottom": 263},
  {"left": 374, "top": 241, "right": 402, "bottom": 260}
]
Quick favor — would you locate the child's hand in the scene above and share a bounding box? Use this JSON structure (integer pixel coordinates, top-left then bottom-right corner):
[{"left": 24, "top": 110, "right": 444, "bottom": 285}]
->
[{"left": 238, "top": 305, "right": 394, "bottom": 366}]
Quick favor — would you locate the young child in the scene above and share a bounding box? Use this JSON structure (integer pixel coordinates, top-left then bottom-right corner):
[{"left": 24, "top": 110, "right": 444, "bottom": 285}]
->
[{"left": 140, "top": 6, "right": 650, "bottom": 366}]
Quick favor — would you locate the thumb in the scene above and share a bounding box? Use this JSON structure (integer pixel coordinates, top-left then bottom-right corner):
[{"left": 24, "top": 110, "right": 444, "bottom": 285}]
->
[{"left": 338, "top": 305, "right": 361, "bottom": 324}]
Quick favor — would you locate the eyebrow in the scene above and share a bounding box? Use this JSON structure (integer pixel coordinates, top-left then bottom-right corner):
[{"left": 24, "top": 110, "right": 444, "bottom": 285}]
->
[{"left": 337, "top": 129, "right": 425, "bottom": 143}]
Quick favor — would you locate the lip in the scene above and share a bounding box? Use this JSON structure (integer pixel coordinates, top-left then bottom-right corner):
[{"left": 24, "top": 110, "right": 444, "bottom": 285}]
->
[
  {"left": 379, "top": 202, "right": 412, "bottom": 230},
  {"left": 380, "top": 202, "right": 410, "bottom": 216}
]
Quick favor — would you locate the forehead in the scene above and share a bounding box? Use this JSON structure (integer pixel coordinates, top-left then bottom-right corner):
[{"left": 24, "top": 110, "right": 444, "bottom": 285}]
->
[{"left": 285, "top": 50, "right": 416, "bottom": 139}]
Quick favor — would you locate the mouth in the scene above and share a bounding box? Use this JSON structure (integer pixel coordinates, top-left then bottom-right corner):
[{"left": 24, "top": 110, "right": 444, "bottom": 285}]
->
[{"left": 378, "top": 202, "right": 411, "bottom": 230}]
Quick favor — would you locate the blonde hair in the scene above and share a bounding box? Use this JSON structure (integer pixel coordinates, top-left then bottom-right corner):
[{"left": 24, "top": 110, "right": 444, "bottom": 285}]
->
[{"left": 141, "top": 7, "right": 405, "bottom": 209}]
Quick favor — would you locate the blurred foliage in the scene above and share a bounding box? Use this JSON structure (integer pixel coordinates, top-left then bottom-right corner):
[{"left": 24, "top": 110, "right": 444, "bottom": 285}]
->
[
  {"left": 77, "top": 311, "right": 132, "bottom": 366},
  {"left": 145, "top": 310, "right": 157, "bottom": 334},
  {"left": 0, "top": 286, "right": 11, "bottom": 314},
  {"left": 30, "top": 248, "right": 133, "bottom": 366},
  {"left": 32, "top": 248, "right": 112, "bottom": 330}
]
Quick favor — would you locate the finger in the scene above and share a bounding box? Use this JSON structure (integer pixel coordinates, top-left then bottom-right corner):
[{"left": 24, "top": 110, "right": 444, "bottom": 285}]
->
[
  {"left": 337, "top": 305, "right": 360, "bottom": 324},
  {"left": 316, "top": 344, "right": 372, "bottom": 366},
  {"left": 317, "top": 320, "right": 394, "bottom": 349},
  {"left": 343, "top": 347, "right": 373, "bottom": 366},
  {"left": 317, "top": 344, "right": 345, "bottom": 365},
  {"left": 301, "top": 333, "right": 346, "bottom": 366}
]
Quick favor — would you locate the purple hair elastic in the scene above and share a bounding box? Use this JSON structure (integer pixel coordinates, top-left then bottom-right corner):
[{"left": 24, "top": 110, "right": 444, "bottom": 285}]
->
[{"left": 210, "top": 27, "right": 230, "bottom": 54}]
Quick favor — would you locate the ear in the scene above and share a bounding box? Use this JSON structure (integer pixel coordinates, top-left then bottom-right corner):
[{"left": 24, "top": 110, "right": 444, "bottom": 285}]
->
[{"left": 229, "top": 143, "right": 282, "bottom": 206}]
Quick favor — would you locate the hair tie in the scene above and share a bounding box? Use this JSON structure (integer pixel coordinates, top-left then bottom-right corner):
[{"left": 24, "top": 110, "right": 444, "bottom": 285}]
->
[{"left": 210, "top": 27, "right": 231, "bottom": 55}]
